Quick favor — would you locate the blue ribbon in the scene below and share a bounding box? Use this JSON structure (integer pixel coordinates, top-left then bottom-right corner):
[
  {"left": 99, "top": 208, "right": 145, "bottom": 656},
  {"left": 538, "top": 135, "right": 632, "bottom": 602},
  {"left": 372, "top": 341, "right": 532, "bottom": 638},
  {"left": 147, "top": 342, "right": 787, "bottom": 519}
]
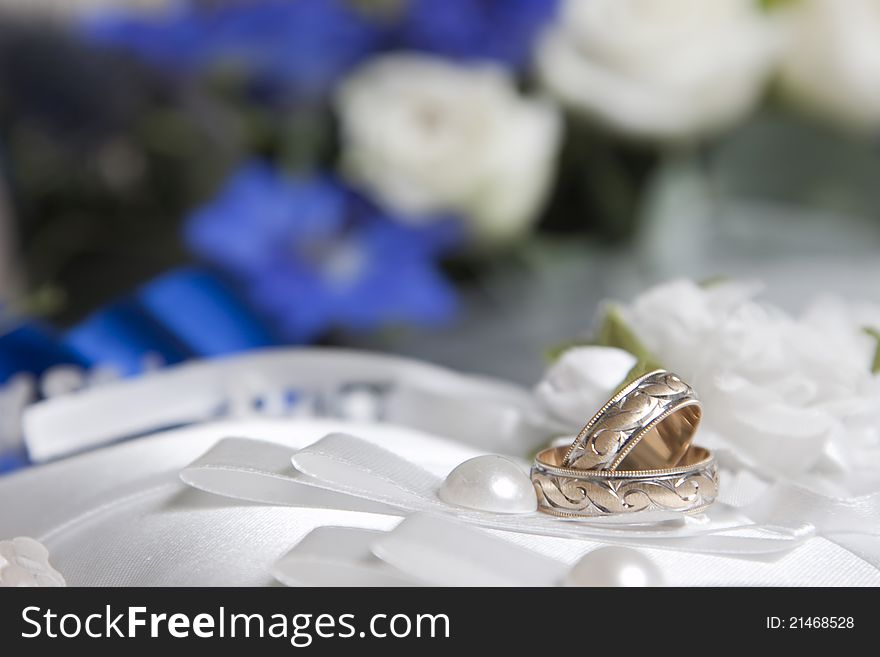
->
[
  {"left": 138, "top": 267, "right": 279, "bottom": 357},
  {"left": 62, "top": 267, "right": 279, "bottom": 376},
  {"left": 64, "top": 299, "right": 193, "bottom": 377},
  {"left": 0, "top": 323, "right": 87, "bottom": 385},
  {"left": 0, "top": 448, "right": 29, "bottom": 475},
  {"left": 0, "top": 268, "right": 289, "bottom": 473}
]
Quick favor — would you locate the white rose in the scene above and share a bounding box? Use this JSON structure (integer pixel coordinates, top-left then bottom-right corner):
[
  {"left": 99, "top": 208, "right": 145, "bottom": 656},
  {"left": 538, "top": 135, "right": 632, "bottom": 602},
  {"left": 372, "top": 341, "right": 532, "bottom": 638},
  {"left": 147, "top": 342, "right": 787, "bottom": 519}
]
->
[
  {"left": 778, "top": 0, "right": 880, "bottom": 131},
  {"left": 335, "top": 54, "right": 561, "bottom": 243},
  {"left": 536, "top": 0, "right": 780, "bottom": 140},
  {"left": 535, "top": 279, "right": 880, "bottom": 482},
  {"left": 615, "top": 280, "right": 880, "bottom": 478},
  {"left": 534, "top": 346, "right": 637, "bottom": 435},
  {"left": 0, "top": 537, "right": 65, "bottom": 587}
]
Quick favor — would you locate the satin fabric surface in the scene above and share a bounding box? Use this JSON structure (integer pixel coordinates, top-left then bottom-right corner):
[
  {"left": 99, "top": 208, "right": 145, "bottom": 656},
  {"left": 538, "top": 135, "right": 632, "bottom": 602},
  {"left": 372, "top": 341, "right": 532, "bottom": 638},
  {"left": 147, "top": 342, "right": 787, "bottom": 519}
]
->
[{"left": 2, "top": 417, "right": 879, "bottom": 586}]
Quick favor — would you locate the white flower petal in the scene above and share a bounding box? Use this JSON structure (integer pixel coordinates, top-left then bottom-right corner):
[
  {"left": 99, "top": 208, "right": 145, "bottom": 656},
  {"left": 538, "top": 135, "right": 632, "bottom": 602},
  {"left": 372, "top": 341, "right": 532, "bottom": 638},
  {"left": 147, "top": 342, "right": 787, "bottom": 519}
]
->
[
  {"left": 535, "top": 278, "right": 880, "bottom": 483},
  {"left": 779, "top": 0, "right": 880, "bottom": 131},
  {"left": 336, "top": 54, "right": 561, "bottom": 243},
  {"left": 534, "top": 346, "right": 637, "bottom": 430},
  {"left": 0, "top": 537, "right": 66, "bottom": 587},
  {"left": 536, "top": 0, "right": 780, "bottom": 140}
]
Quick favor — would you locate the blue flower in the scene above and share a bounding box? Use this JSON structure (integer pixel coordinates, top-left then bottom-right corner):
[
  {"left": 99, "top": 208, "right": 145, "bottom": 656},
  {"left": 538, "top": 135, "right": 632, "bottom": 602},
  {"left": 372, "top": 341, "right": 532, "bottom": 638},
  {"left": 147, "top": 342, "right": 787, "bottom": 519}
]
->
[
  {"left": 185, "top": 162, "right": 459, "bottom": 341},
  {"left": 82, "top": 0, "right": 559, "bottom": 93},
  {"left": 397, "top": 0, "right": 559, "bottom": 69},
  {"left": 82, "top": 0, "right": 384, "bottom": 99}
]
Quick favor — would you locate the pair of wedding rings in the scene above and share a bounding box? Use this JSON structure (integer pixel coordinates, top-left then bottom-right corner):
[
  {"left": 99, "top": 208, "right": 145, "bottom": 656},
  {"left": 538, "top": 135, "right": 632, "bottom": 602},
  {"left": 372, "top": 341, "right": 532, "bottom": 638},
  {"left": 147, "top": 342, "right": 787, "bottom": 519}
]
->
[{"left": 531, "top": 370, "right": 718, "bottom": 518}]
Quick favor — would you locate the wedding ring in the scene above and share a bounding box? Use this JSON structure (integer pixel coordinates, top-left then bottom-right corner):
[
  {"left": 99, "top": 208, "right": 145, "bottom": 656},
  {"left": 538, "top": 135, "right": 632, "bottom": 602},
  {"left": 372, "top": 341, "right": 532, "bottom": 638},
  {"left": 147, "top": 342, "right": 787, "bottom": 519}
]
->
[
  {"left": 531, "top": 445, "right": 718, "bottom": 518},
  {"left": 536, "top": 370, "right": 712, "bottom": 518},
  {"left": 561, "top": 370, "right": 701, "bottom": 471}
]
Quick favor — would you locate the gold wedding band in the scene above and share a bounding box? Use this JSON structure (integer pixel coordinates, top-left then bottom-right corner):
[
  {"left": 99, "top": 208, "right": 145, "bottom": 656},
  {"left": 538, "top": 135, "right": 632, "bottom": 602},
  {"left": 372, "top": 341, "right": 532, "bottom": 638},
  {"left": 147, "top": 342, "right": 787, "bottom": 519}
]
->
[
  {"left": 532, "top": 445, "right": 718, "bottom": 518},
  {"left": 561, "top": 370, "right": 701, "bottom": 471},
  {"left": 533, "top": 369, "right": 716, "bottom": 518}
]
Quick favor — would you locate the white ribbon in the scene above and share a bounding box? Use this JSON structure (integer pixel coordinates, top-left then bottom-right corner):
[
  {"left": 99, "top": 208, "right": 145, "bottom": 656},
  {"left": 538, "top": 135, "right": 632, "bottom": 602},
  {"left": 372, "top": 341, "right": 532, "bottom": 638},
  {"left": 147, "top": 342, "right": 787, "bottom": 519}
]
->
[
  {"left": 3, "top": 419, "right": 879, "bottom": 585},
  {"left": 271, "top": 526, "right": 418, "bottom": 587},
  {"left": 180, "top": 437, "right": 395, "bottom": 515},
  {"left": 182, "top": 431, "right": 880, "bottom": 582},
  {"left": 273, "top": 514, "right": 570, "bottom": 587},
  {"left": 178, "top": 433, "right": 814, "bottom": 556},
  {"left": 23, "top": 348, "right": 541, "bottom": 462},
  {"left": 369, "top": 513, "right": 569, "bottom": 586},
  {"left": 743, "top": 483, "right": 880, "bottom": 568}
]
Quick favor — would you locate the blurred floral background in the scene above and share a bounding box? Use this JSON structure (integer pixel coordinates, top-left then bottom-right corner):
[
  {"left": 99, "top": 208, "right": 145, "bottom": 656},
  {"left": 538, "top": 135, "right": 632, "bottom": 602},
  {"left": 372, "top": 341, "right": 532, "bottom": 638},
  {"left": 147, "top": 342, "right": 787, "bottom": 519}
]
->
[{"left": 2, "top": 0, "right": 880, "bottom": 473}]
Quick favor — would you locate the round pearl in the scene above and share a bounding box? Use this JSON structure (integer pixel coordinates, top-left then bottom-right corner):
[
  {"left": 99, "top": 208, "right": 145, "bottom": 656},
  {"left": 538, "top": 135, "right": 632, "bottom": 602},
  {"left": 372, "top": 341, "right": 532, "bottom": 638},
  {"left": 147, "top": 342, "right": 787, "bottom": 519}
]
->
[
  {"left": 438, "top": 455, "right": 537, "bottom": 514},
  {"left": 565, "top": 547, "right": 664, "bottom": 587}
]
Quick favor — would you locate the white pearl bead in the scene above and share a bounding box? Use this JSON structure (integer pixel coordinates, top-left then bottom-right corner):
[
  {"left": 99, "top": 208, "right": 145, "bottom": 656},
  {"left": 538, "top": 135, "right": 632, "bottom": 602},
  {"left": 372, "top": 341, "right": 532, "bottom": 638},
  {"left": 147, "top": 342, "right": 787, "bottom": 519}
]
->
[
  {"left": 565, "top": 547, "right": 664, "bottom": 587},
  {"left": 438, "top": 455, "right": 537, "bottom": 514}
]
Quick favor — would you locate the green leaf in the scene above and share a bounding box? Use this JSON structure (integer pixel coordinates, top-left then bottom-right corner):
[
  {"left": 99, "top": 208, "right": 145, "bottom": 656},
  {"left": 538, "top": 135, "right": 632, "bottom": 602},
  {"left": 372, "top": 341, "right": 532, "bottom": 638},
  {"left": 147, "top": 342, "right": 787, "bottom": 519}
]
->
[
  {"left": 759, "top": 0, "right": 798, "bottom": 10},
  {"left": 597, "top": 307, "right": 665, "bottom": 389},
  {"left": 699, "top": 275, "right": 730, "bottom": 289},
  {"left": 863, "top": 327, "right": 880, "bottom": 374},
  {"left": 545, "top": 306, "right": 664, "bottom": 391}
]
